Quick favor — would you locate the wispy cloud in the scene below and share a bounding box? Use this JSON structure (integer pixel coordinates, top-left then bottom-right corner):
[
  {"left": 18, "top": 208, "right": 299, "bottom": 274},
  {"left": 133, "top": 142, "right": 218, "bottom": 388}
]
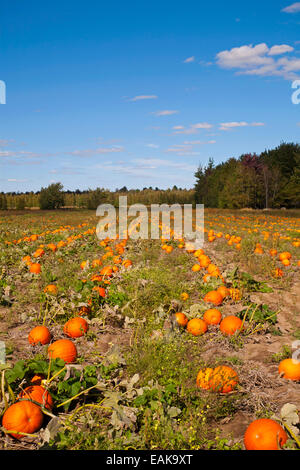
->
[
  {"left": 129, "top": 94, "right": 158, "bottom": 101},
  {"left": 145, "top": 143, "right": 159, "bottom": 148},
  {"left": 282, "top": 2, "right": 300, "bottom": 13},
  {"left": 152, "top": 110, "right": 179, "bottom": 116},
  {"left": 7, "top": 178, "right": 28, "bottom": 182},
  {"left": 67, "top": 146, "right": 124, "bottom": 157},
  {"left": 183, "top": 56, "right": 195, "bottom": 63},
  {"left": 219, "top": 121, "right": 265, "bottom": 131},
  {"left": 172, "top": 122, "right": 213, "bottom": 134},
  {"left": 216, "top": 42, "right": 299, "bottom": 79},
  {"left": 0, "top": 139, "right": 13, "bottom": 147}
]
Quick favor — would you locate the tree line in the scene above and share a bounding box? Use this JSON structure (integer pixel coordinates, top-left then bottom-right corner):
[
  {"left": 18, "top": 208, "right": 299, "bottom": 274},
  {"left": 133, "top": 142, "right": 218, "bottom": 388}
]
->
[
  {"left": 194, "top": 142, "right": 300, "bottom": 209},
  {"left": 0, "top": 141, "right": 299, "bottom": 210},
  {"left": 0, "top": 184, "right": 194, "bottom": 210}
]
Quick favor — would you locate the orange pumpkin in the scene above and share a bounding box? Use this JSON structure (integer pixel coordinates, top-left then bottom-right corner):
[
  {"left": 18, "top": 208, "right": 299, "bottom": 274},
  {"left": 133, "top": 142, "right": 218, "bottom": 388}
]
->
[
  {"left": 209, "top": 365, "right": 239, "bottom": 393},
  {"left": 92, "top": 286, "right": 106, "bottom": 297},
  {"left": 43, "top": 284, "right": 58, "bottom": 295},
  {"left": 219, "top": 315, "right": 243, "bottom": 336},
  {"left": 203, "top": 309, "right": 222, "bottom": 325},
  {"left": 29, "top": 263, "right": 41, "bottom": 274},
  {"left": 244, "top": 418, "right": 288, "bottom": 450},
  {"left": 192, "top": 264, "right": 201, "bottom": 272},
  {"left": 100, "top": 266, "right": 113, "bottom": 277},
  {"left": 196, "top": 367, "right": 214, "bottom": 390},
  {"left": 2, "top": 401, "right": 44, "bottom": 439},
  {"left": 48, "top": 339, "right": 77, "bottom": 363},
  {"left": 278, "top": 358, "right": 300, "bottom": 381},
  {"left": 217, "top": 286, "right": 230, "bottom": 298},
  {"left": 228, "top": 288, "right": 242, "bottom": 301},
  {"left": 203, "top": 290, "right": 223, "bottom": 306},
  {"left": 122, "top": 259, "right": 132, "bottom": 268},
  {"left": 91, "top": 259, "right": 102, "bottom": 268},
  {"left": 18, "top": 385, "right": 53, "bottom": 410},
  {"left": 28, "top": 326, "right": 52, "bottom": 346},
  {"left": 63, "top": 317, "right": 89, "bottom": 338},
  {"left": 279, "top": 252, "right": 291, "bottom": 261},
  {"left": 174, "top": 312, "right": 189, "bottom": 327},
  {"left": 196, "top": 365, "right": 238, "bottom": 394},
  {"left": 30, "top": 374, "right": 45, "bottom": 385},
  {"left": 187, "top": 318, "right": 208, "bottom": 336}
]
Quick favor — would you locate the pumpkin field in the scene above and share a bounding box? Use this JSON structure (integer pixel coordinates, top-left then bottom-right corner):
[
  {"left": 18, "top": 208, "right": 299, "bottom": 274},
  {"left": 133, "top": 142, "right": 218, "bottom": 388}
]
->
[{"left": 0, "top": 208, "right": 300, "bottom": 451}]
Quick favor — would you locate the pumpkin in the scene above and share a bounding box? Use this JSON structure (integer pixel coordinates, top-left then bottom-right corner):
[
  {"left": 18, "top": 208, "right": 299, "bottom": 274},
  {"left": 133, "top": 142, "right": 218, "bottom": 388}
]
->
[
  {"left": 63, "top": 317, "right": 89, "bottom": 338},
  {"left": 196, "top": 367, "right": 214, "bottom": 389},
  {"left": 80, "top": 260, "right": 87, "bottom": 270},
  {"left": 203, "top": 290, "right": 223, "bottom": 306},
  {"left": 29, "top": 263, "right": 41, "bottom": 274},
  {"left": 47, "top": 243, "right": 57, "bottom": 252},
  {"left": 273, "top": 268, "right": 283, "bottom": 278},
  {"left": 196, "top": 365, "right": 238, "bottom": 393},
  {"left": 279, "top": 251, "right": 291, "bottom": 261},
  {"left": 180, "top": 292, "right": 189, "bottom": 301},
  {"left": 48, "top": 339, "right": 77, "bottom": 363},
  {"left": 122, "top": 259, "right": 132, "bottom": 268},
  {"left": 192, "top": 264, "right": 201, "bottom": 272},
  {"left": 228, "top": 288, "right": 242, "bottom": 301},
  {"left": 203, "top": 309, "right": 222, "bottom": 325},
  {"left": 28, "top": 326, "right": 52, "bottom": 346},
  {"left": 30, "top": 374, "right": 45, "bottom": 385},
  {"left": 92, "top": 286, "right": 106, "bottom": 297},
  {"left": 219, "top": 315, "right": 243, "bottom": 336},
  {"left": 174, "top": 312, "right": 189, "bottom": 327},
  {"left": 187, "top": 318, "right": 208, "bottom": 336},
  {"left": 2, "top": 401, "right": 44, "bottom": 439},
  {"left": 100, "top": 266, "right": 113, "bottom": 277},
  {"left": 43, "top": 284, "right": 58, "bottom": 295},
  {"left": 244, "top": 418, "right": 288, "bottom": 450},
  {"left": 198, "top": 255, "right": 211, "bottom": 268},
  {"left": 91, "top": 259, "right": 102, "bottom": 268},
  {"left": 278, "top": 358, "right": 300, "bottom": 381},
  {"left": 18, "top": 385, "right": 53, "bottom": 410},
  {"left": 217, "top": 286, "right": 230, "bottom": 298},
  {"left": 209, "top": 365, "right": 239, "bottom": 393},
  {"left": 33, "top": 248, "right": 45, "bottom": 258}
]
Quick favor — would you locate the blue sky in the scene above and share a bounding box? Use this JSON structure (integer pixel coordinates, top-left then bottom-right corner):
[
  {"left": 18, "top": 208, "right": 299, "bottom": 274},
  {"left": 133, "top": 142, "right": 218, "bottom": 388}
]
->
[{"left": 1, "top": 0, "right": 300, "bottom": 192}]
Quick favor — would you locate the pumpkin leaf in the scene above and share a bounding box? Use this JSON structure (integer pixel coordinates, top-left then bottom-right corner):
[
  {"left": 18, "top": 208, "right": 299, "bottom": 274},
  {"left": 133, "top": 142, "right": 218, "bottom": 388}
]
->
[{"left": 280, "top": 403, "right": 299, "bottom": 435}]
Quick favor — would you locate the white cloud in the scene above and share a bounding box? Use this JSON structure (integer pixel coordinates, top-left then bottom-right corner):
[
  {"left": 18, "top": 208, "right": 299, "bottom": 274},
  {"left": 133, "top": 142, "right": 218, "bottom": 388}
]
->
[
  {"left": 152, "top": 110, "right": 179, "bottom": 116},
  {"left": 282, "top": 2, "right": 300, "bottom": 13},
  {"left": 183, "top": 56, "right": 195, "bottom": 63},
  {"left": 250, "top": 122, "right": 265, "bottom": 127},
  {"left": 68, "top": 146, "right": 124, "bottom": 156},
  {"left": 7, "top": 178, "right": 28, "bottom": 182},
  {"left": 217, "top": 43, "right": 271, "bottom": 69},
  {"left": 219, "top": 121, "right": 265, "bottom": 131},
  {"left": 268, "top": 44, "right": 294, "bottom": 55},
  {"left": 173, "top": 122, "right": 213, "bottom": 134},
  {"left": 192, "top": 122, "right": 213, "bottom": 129},
  {"left": 183, "top": 140, "right": 216, "bottom": 145},
  {"left": 129, "top": 95, "right": 158, "bottom": 101},
  {"left": 216, "top": 42, "right": 299, "bottom": 79},
  {"left": 145, "top": 143, "right": 159, "bottom": 148}
]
